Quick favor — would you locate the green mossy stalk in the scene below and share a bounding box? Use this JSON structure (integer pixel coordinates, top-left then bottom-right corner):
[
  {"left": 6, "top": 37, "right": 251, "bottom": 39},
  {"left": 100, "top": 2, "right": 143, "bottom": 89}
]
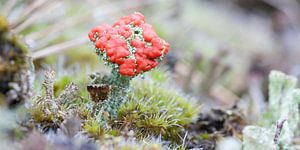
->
[{"left": 89, "top": 68, "right": 132, "bottom": 123}]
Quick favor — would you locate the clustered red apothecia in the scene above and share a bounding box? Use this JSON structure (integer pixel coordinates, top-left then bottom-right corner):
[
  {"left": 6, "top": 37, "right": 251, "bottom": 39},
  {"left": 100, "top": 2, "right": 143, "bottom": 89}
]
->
[{"left": 88, "top": 12, "right": 170, "bottom": 76}]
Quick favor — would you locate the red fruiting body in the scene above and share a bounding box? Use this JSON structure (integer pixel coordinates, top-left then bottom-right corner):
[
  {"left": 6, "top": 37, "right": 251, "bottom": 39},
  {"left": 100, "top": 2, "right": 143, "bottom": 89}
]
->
[
  {"left": 140, "top": 23, "right": 157, "bottom": 42},
  {"left": 88, "top": 12, "right": 170, "bottom": 76},
  {"left": 119, "top": 59, "right": 136, "bottom": 76}
]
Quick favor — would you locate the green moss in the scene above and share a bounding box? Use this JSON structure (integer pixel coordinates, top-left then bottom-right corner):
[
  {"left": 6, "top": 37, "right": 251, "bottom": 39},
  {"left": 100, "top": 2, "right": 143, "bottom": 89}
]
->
[
  {"left": 200, "top": 133, "right": 210, "bottom": 140},
  {"left": 83, "top": 117, "right": 106, "bottom": 139},
  {"left": 0, "top": 15, "right": 31, "bottom": 108},
  {"left": 65, "top": 47, "right": 100, "bottom": 68},
  {"left": 54, "top": 75, "right": 72, "bottom": 97},
  {"left": 148, "top": 68, "right": 169, "bottom": 83},
  {"left": 0, "top": 15, "right": 9, "bottom": 32},
  {"left": 10, "top": 34, "right": 29, "bottom": 53},
  {"left": 52, "top": 70, "right": 90, "bottom": 103},
  {"left": 113, "top": 79, "right": 199, "bottom": 141},
  {"left": 30, "top": 105, "right": 46, "bottom": 123}
]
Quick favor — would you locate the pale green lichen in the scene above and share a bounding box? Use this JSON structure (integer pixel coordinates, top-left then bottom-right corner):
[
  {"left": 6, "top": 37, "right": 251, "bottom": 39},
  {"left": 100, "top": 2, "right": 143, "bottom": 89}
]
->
[
  {"left": 29, "top": 70, "right": 82, "bottom": 132},
  {"left": 243, "top": 126, "right": 277, "bottom": 150},
  {"left": 243, "top": 70, "right": 300, "bottom": 150},
  {"left": 267, "top": 71, "right": 300, "bottom": 147}
]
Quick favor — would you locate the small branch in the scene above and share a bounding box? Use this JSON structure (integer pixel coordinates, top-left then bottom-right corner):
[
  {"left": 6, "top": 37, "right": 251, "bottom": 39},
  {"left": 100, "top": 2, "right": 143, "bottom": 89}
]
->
[
  {"left": 14, "top": 2, "right": 58, "bottom": 33},
  {"left": 27, "top": 14, "right": 89, "bottom": 42},
  {"left": 14, "top": 13, "right": 40, "bottom": 33},
  {"left": 183, "top": 51, "right": 201, "bottom": 92},
  {"left": 27, "top": 0, "right": 158, "bottom": 41},
  {"left": 11, "top": 0, "right": 52, "bottom": 28},
  {"left": 274, "top": 119, "right": 287, "bottom": 144},
  {"left": 58, "top": 82, "right": 79, "bottom": 105},
  {"left": 31, "top": 37, "right": 88, "bottom": 60},
  {"left": 43, "top": 70, "right": 55, "bottom": 100},
  {"left": 2, "top": 0, "right": 17, "bottom": 17}
]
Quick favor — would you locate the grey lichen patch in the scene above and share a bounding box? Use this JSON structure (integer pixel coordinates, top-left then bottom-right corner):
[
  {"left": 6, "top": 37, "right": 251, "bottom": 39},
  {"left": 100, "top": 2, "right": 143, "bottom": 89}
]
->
[
  {"left": 267, "top": 71, "right": 300, "bottom": 148},
  {"left": 243, "top": 126, "right": 277, "bottom": 150},
  {"left": 243, "top": 70, "right": 300, "bottom": 150},
  {"left": 0, "top": 15, "right": 32, "bottom": 108},
  {"left": 29, "top": 70, "right": 82, "bottom": 132}
]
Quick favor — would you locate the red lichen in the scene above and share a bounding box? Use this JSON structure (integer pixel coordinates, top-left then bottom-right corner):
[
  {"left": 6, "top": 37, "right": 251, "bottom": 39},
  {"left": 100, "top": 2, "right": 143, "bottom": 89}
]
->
[{"left": 88, "top": 12, "right": 170, "bottom": 76}]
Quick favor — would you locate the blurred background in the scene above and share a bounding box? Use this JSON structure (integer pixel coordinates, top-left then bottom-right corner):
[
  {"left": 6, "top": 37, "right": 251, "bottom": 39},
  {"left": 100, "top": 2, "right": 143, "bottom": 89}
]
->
[{"left": 1, "top": 0, "right": 300, "bottom": 123}]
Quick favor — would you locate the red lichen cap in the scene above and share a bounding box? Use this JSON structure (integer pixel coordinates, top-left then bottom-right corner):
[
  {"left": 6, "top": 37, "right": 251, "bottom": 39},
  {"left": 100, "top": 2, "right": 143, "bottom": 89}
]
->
[
  {"left": 88, "top": 12, "right": 170, "bottom": 77},
  {"left": 139, "top": 23, "right": 157, "bottom": 42},
  {"left": 119, "top": 59, "right": 136, "bottom": 76},
  {"left": 113, "top": 12, "right": 145, "bottom": 27}
]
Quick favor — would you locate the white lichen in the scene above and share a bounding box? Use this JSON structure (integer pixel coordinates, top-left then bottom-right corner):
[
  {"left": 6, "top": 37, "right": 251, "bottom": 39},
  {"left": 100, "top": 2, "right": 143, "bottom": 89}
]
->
[{"left": 243, "top": 70, "right": 300, "bottom": 150}]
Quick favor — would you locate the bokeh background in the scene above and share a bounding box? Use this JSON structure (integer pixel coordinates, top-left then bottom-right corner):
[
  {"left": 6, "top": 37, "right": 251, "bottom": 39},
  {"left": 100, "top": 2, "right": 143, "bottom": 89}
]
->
[{"left": 2, "top": 0, "right": 300, "bottom": 123}]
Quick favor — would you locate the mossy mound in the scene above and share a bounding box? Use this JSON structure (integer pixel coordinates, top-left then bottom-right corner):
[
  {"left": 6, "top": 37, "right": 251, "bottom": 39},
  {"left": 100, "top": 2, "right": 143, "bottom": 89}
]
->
[
  {"left": 0, "top": 15, "right": 32, "bottom": 108},
  {"left": 112, "top": 79, "right": 199, "bottom": 141}
]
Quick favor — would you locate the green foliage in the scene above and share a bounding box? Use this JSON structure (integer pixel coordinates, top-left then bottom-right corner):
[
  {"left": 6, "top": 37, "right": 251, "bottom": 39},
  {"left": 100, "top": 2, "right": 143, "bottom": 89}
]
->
[{"left": 113, "top": 79, "right": 198, "bottom": 141}]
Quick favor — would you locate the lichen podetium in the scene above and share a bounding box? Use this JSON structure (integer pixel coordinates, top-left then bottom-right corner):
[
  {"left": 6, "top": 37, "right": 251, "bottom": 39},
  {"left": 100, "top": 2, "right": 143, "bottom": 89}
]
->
[{"left": 87, "top": 12, "right": 170, "bottom": 124}]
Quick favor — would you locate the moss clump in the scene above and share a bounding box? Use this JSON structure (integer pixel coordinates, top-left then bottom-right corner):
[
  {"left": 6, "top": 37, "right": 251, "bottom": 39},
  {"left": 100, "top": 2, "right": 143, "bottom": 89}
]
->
[
  {"left": 0, "top": 15, "right": 32, "bottom": 108},
  {"left": 0, "top": 15, "right": 9, "bottom": 33},
  {"left": 54, "top": 75, "right": 72, "bottom": 97},
  {"left": 83, "top": 117, "right": 106, "bottom": 139},
  {"left": 112, "top": 79, "right": 199, "bottom": 141}
]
